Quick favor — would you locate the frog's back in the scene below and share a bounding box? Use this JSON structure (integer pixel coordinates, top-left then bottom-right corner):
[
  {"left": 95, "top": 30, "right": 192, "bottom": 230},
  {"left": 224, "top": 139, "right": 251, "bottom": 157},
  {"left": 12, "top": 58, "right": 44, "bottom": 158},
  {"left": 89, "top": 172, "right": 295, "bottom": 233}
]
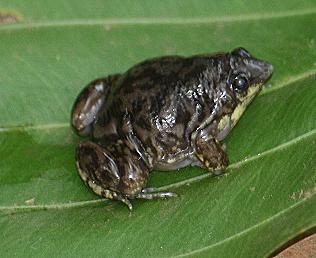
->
[
  {"left": 109, "top": 55, "right": 217, "bottom": 115},
  {"left": 117, "top": 55, "right": 216, "bottom": 93}
]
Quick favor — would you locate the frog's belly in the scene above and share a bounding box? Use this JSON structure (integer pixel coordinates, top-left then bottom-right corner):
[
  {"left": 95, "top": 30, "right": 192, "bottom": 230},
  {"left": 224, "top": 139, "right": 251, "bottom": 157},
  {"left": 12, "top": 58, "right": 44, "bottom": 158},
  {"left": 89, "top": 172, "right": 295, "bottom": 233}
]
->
[
  {"left": 153, "top": 157, "right": 194, "bottom": 171},
  {"left": 152, "top": 148, "right": 200, "bottom": 171},
  {"left": 134, "top": 122, "right": 197, "bottom": 170}
]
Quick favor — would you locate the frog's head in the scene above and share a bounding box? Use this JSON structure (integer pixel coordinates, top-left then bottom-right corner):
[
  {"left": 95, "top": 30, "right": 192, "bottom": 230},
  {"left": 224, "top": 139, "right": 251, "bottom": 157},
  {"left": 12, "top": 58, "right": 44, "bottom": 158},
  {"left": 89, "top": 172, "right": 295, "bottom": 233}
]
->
[{"left": 216, "top": 47, "right": 273, "bottom": 140}]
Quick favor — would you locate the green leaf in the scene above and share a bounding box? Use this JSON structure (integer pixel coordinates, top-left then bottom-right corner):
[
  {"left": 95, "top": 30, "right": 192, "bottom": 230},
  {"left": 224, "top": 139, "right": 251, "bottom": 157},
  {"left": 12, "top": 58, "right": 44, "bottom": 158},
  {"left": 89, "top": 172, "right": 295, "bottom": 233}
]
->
[{"left": 0, "top": 1, "right": 315, "bottom": 257}]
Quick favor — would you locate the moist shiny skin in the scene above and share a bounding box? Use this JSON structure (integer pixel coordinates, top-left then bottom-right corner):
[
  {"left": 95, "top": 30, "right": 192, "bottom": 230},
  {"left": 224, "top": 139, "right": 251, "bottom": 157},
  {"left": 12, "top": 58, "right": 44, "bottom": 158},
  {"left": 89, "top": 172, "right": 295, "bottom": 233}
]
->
[{"left": 71, "top": 48, "right": 273, "bottom": 210}]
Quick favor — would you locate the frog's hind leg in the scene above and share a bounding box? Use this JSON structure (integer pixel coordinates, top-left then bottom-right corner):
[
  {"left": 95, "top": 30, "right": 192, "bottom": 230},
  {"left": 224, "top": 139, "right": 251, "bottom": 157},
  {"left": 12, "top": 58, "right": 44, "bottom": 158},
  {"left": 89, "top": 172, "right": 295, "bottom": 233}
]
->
[
  {"left": 71, "top": 74, "right": 121, "bottom": 136},
  {"left": 76, "top": 140, "right": 135, "bottom": 210},
  {"left": 78, "top": 168, "right": 133, "bottom": 210},
  {"left": 76, "top": 140, "right": 149, "bottom": 210}
]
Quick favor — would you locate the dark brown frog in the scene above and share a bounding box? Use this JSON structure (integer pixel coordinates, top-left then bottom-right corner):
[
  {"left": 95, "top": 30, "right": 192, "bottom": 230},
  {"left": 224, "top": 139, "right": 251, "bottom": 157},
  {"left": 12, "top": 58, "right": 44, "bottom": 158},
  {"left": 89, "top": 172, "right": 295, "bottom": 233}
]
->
[{"left": 71, "top": 48, "right": 273, "bottom": 210}]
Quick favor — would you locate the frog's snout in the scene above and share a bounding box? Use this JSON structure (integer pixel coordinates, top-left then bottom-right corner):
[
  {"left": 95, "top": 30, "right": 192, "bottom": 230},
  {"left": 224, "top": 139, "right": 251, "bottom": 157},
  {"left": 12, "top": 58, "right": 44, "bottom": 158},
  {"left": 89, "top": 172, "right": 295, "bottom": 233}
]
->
[
  {"left": 257, "top": 60, "right": 273, "bottom": 82},
  {"left": 262, "top": 61, "right": 273, "bottom": 79},
  {"left": 249, "top": 59, "right": 273, "bottom": 84}
]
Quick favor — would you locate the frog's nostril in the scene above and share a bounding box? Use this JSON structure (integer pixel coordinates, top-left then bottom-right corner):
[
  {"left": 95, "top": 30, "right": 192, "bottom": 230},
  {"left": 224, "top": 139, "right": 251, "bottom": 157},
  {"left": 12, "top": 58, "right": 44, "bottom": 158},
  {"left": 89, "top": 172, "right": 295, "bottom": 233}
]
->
[
  {"left": 256, "top": 61, "right": 273, "bottom": 81},
  {"left": 266, "top": 62, "right": 274, "bottom": 75},
  {"left": 264, "top": 63, "right": 274, "bottom": 81}
]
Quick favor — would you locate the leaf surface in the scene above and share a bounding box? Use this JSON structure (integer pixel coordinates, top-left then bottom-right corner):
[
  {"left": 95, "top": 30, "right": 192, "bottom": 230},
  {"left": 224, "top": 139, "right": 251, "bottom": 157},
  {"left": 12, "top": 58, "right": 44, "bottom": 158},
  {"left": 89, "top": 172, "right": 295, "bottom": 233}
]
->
[{"left": 0, "top": 1, "right": 315, "bottom": 257}]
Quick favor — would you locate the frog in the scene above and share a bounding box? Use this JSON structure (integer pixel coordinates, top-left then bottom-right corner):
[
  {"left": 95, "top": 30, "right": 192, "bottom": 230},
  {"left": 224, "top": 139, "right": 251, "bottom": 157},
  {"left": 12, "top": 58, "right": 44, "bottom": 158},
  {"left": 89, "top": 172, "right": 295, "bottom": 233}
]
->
[{"left": 71, "top": 47, "right": 273, "bottom": 210}]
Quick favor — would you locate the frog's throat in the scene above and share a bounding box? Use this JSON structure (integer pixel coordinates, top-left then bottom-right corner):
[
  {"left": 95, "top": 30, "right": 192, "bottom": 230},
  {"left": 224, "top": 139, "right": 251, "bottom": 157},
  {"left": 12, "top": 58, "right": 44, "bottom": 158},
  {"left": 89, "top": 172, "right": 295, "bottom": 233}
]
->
[
  {"left": 217, "top": 84, "right": 261, "bottom": 140},
  {"left": 217, "top": 115, "right": 231, "bottom": 141},
  {"left": 231, "top": 84, "right": 261, "bottom": 127}
]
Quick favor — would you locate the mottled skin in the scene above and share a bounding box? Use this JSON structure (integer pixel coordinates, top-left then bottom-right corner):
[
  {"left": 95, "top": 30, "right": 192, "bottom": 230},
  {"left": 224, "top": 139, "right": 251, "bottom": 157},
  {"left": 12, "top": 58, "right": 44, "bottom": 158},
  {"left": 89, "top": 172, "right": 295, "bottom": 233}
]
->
[{"left": 71, "top": 48, "right": 273, "bottom": 210}]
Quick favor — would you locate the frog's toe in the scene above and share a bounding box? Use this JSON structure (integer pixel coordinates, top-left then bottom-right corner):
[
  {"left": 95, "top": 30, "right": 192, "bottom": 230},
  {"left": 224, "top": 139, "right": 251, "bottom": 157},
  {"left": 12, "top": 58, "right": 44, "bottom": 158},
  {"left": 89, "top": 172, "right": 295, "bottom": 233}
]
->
[
  {"left": 136, "top": 191, "right": 177, "bottom": 200},
  {"left": 125, "top": 199, "right": 133, "bottom": 211},
  {"left": 212, "top": 167, "right": 226, "bottom": 176},
  {"left": 141, "top": 187, "right": 159, "bottom": 193},
  {"left": 114, "top": 193, "right": 133, "bottom": 210}
]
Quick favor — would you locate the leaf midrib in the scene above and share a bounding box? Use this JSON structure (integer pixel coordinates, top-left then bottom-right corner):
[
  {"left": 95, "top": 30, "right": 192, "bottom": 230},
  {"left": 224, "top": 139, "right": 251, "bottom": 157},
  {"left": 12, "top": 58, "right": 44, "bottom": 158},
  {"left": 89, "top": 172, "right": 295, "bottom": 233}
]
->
[
  {"left": 0, "top": 8, "right": 316, "bottom": 31},
  {"left": 1, "top": 126, "right": 316, "bottom": 213}
]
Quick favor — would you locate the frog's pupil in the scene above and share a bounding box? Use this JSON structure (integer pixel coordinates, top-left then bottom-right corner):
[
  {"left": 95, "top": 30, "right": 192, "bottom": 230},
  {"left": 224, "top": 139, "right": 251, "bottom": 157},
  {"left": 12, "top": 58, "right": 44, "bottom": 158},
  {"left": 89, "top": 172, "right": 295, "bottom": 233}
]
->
[
  {"left": 233, "top": 74, "right": 248, "bottom": 92},
  {"left": 236, "top": 78, "right": 245, "bottom": 88}
]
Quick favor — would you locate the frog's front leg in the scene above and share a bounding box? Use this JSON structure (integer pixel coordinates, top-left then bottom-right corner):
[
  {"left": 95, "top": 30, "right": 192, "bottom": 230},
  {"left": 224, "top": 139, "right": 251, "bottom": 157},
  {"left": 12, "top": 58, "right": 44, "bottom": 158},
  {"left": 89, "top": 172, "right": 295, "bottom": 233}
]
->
[
  {"left": 195, "top": 134, "right": 229, "bottom": 175},
  {"left": 71, "top": 74, "right": 121, "bottom": 136}
]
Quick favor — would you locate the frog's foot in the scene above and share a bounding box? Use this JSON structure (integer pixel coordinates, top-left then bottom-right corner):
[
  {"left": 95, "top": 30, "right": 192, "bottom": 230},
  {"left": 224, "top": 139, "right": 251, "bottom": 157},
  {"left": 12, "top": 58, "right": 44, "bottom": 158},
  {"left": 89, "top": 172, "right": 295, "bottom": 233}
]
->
[
  {"left": 112, "top": 192, "right": 133, "bottom": 211},
  {"left": 136, "top": 191, "right": 177, "bottom": 200},
  {"left": 195, "top": 136, "right": 229, "bottom": 175},
  {"left": 76, "top": 166, "right": 133, "bottom": 210},
  {"left": 71, "top": 74, "right": 121, "bottom": 136},
  {"left": 89, "top": 184, "right": 133, "bottom": 210},
  {"left": 100, "top": 189, "right": 176, "bottom": 210}
]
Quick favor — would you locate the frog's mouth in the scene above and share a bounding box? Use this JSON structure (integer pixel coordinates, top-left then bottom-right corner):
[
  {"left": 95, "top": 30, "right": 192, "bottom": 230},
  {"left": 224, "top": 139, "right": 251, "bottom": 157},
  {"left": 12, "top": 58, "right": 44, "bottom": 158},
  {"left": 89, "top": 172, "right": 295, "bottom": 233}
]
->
[
  {"left": 217, "top": 114, "right": 232, "bottom": 141},
  {"left": 230, "top": 84, "right": 262, "bottom": 127},
  {"left": 216, "top": 83, "right": 262, "bottom": 141}
]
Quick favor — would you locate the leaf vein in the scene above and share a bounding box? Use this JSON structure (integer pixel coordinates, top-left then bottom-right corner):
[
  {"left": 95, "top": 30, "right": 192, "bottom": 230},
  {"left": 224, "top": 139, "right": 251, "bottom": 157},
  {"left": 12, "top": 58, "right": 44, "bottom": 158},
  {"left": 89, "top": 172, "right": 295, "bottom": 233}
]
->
[{"left": 0, "top": 8, "right": 316, "bottom": 31}]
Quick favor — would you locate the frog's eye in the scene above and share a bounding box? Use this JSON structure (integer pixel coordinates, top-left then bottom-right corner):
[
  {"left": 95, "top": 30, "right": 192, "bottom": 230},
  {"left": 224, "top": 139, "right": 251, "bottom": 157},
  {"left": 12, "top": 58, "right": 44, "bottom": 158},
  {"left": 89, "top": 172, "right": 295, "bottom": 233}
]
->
[
  {"left": 232, "top": 74, "right": 249, "bottom": 93},
  {"left": 232, "top": 48, "right": 252, "bottom": 58}
]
